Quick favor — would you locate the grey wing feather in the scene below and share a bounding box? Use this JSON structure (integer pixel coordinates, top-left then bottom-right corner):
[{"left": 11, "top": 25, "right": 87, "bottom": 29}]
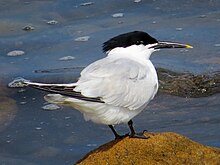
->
[{"left": 74, "top": 57, "right": 157, "bottom": 110}]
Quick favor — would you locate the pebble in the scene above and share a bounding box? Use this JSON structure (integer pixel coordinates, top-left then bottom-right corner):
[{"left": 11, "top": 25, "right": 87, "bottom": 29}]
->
[
  {"left": 8, "top": 77, "right": 28, "bottom": 88},
  {"left": 201, "top": 89, "right": 207, "bottom": 93},
  {"left": 80, "top": 2, "right": 94, "bottom": 6},
  {"left": 59, "top": 56, "right": 75, "bottom": 61},
  {"left": 176, "top": 27, "right": 183, "bottom": 31},
  {"left": 87, "top": 143, "right": 97, "bottom": 147},
  {"left": 42, "top": 104, "right": 60, "bottom": 111},
  {"left": 65, "top": 116, "right": 71, "bottom": 120},
  {"left": 7, "top": 50, "right": 25, "bottom": 56},
  {"left": 134, "top": 0, "right": 141, "bottom": 3},
  {"left": 112, "top": 13, "right": 124, "bottom": 18},
  {"left": 40, "top": 121, "right": 45, "bottom": 125},
  {"left": 199, "top": 15, "right": 206, "bottom": 18},
  {"left": 20, "top": 101, "right": 27, "bottom": 105},
  {"left": 180, "top": 49, "right": 189, "bottom": 52},
  {"left": 47, "top": 20, "right": 58, "bottom": 25},
  {"left": 74, "top": 36, "right": 90, "bottom": 42},
  {"left": 22, "top": 25, "right": 34, "bottom": 31},
  {"left": 35, "top": 127, "right": 42, "bottom": 130},
  {"left": 214, "top": 43, "right": 220, "bottom": 47},
  {"left": 18, "top": 88, "right": 26, "bottom": 93}
]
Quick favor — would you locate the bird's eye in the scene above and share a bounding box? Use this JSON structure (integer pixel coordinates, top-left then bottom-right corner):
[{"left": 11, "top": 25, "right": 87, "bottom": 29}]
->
[{"left": 136, "top": 41, "right": 144, "bottom": 44}]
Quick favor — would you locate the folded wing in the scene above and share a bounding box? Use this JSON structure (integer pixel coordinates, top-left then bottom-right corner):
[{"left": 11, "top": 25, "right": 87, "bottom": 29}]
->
[{"left": 74, "top": 57, "right": 157, "bottom": 110}]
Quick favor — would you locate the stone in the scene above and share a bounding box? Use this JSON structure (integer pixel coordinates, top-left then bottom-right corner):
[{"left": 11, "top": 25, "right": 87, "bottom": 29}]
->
[
  {"left": 7, "top": 50, "right": 25, "bottom": 56},
  {"left": 76, "top": 132, "right": 220, "bottom": 165},
  {"left": 0, "top": 84, "right": 17, "bottom": 131}
]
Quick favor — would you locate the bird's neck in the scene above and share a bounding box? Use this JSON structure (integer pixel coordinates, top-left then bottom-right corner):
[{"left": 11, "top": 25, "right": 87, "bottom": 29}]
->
[{"left": 107, "top": 45, "right": 155, "bottom": 64}]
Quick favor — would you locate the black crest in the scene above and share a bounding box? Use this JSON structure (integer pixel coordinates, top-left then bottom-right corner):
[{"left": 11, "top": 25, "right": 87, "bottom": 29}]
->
[{"left": 103, "top": 31, "right": 158, "bottom": 52}]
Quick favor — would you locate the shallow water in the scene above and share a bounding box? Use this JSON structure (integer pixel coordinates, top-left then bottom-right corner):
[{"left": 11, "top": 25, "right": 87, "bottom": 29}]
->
[{"left": 0, "top": 0, "right": 220, "bottom": 164}]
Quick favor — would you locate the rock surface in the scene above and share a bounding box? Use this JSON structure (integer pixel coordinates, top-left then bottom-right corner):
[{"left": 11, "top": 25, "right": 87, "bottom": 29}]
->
[
  {"left": 76, "top": 132, "right": 220, "bottom": 165},
  {"left": 0, "top": 84, "right": 17, "bottom": 131},
  {"left": 157, "top": 68, "right": 220, "bottom": 98}
]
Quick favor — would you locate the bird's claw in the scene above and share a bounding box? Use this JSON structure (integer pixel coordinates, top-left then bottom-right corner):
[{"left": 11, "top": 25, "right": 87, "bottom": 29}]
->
[
  {"left": 129, "top": 131, "right": 149, "bottom": 139},
  {"left": 115, "top": 133, "right": 129, "bottom": 140}
]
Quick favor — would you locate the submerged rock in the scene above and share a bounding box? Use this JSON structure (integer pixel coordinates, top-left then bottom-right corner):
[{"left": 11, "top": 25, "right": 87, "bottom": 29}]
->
[
  {"left": 76, "top": 132, "right": 220, "bottom": 165},
  {"left": 112, "top": 13, "right": 124, "bottom": 18},
  {"left": 0, "top": 84, "right": 17, "bottom": 131},
  {"left": 47, "top": 20, "right": 58, "bottom": 25},
  {"left": 59, "top": 56, "right": 75, "bottom": 61},
  {"left": 79, "top": 2, "right": 94, "bottom": 6},
  {"left": 74, "top": 36, "right": 90, "bottom": 42},
  {"left": 22, "top": 25, "right": 34, "bottom": 31},
  {"left": 34, "top": 146, "right": 60, "bottom": 158},
  {"left": 42, "top": 104, "right": 61, "bottom": 111},
  {"left": 157, "top": 68, "right": 220, "bottom": 98},
  {"left": 134, "top": 0, "right": 142, "bottom": 3},
  {"left": 176, "top": 27, "right": 183, "bottom": 31},
  {"left": 8, "top": 78, "right": 29, "bottom": 88},
  {"left": 7, "top": 50, "right": 25, "bottom": 56}
]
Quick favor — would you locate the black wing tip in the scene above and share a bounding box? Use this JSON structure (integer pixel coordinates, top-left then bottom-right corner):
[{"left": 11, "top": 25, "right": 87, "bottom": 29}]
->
[{"left": 29, "top": 85, "right": 104, "bottom": 104}]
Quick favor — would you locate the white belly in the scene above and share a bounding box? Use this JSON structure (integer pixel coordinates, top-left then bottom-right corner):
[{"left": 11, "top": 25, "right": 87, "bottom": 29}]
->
[{"left": 68, "top": 99, "right": 145, "bottom": 125}]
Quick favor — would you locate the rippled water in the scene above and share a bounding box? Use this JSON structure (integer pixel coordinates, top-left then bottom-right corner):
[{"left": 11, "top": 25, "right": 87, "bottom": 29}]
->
[{"left": 0, "top": 0, "right": 220, "bottom": 164}]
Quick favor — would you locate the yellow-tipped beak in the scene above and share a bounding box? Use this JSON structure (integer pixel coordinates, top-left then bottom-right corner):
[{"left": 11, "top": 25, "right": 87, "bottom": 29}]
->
[
  {"left": 150, "top": 41, "right": 193, "bottom": 49},
  {"left": 185, "top": 45, "right": 193, "bottom": 49}
]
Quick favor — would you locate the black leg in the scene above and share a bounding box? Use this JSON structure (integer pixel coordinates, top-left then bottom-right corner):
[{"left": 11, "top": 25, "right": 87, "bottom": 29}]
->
[
  {"left": 128, "top": 120, "right": 136, "bottom": 136},
  {"left": 128, "top": 120, "right": 149, "bottom": 139},
  {"left": 108, "top": 125, "right": 126, "bottom": 140}
]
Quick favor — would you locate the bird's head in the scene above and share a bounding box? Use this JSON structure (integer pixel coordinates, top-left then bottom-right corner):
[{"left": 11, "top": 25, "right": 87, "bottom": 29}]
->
[{"left": 103, "top": 31, "right": 192, "bottom": 59}]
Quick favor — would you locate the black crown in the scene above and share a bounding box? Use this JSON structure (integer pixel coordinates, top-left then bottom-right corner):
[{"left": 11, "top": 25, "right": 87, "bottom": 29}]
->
[{"left": 103, "top": 31, "right": 158, "bottom": 52}]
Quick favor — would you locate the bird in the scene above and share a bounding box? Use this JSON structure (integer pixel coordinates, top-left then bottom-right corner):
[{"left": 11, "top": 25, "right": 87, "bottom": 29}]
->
[{"left": 9, "top": 31, "right": 192, "bottom": 139}]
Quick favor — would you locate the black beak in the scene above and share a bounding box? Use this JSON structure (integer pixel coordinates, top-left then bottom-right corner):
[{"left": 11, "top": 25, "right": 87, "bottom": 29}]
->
[{"left": 150, "top": 41, "right": 193, "bottom": 49}]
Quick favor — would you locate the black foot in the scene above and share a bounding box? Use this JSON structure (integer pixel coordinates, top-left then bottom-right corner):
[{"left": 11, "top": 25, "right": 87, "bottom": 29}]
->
[
  {"left": 115, "top": 133, "right": 129, "bottom": 140},
  {"left": 109, "top": 125, "right": 128, "bottom": 140},
  {"left": 128, "top": 120, "right": 149, "bottom": 139},
  {"left": 129, "top": 132, "right": 149, "bottom": 139}
]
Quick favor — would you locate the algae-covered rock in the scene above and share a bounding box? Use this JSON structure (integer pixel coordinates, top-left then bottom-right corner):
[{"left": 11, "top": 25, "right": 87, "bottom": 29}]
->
[
  {"left": 76, "top": 132, "right": 220, "bottom": 165},
  {"left": 0, "top": 83, "right": 17, "bottom": 131},
  {"left": 157, "top": 68, "right": 220, "bottom": 98}
]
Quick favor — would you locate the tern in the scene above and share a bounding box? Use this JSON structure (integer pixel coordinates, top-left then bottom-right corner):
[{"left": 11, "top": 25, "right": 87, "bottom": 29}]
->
[{"left": 10, "top": 31, "right": 192, "bottom": 139}]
